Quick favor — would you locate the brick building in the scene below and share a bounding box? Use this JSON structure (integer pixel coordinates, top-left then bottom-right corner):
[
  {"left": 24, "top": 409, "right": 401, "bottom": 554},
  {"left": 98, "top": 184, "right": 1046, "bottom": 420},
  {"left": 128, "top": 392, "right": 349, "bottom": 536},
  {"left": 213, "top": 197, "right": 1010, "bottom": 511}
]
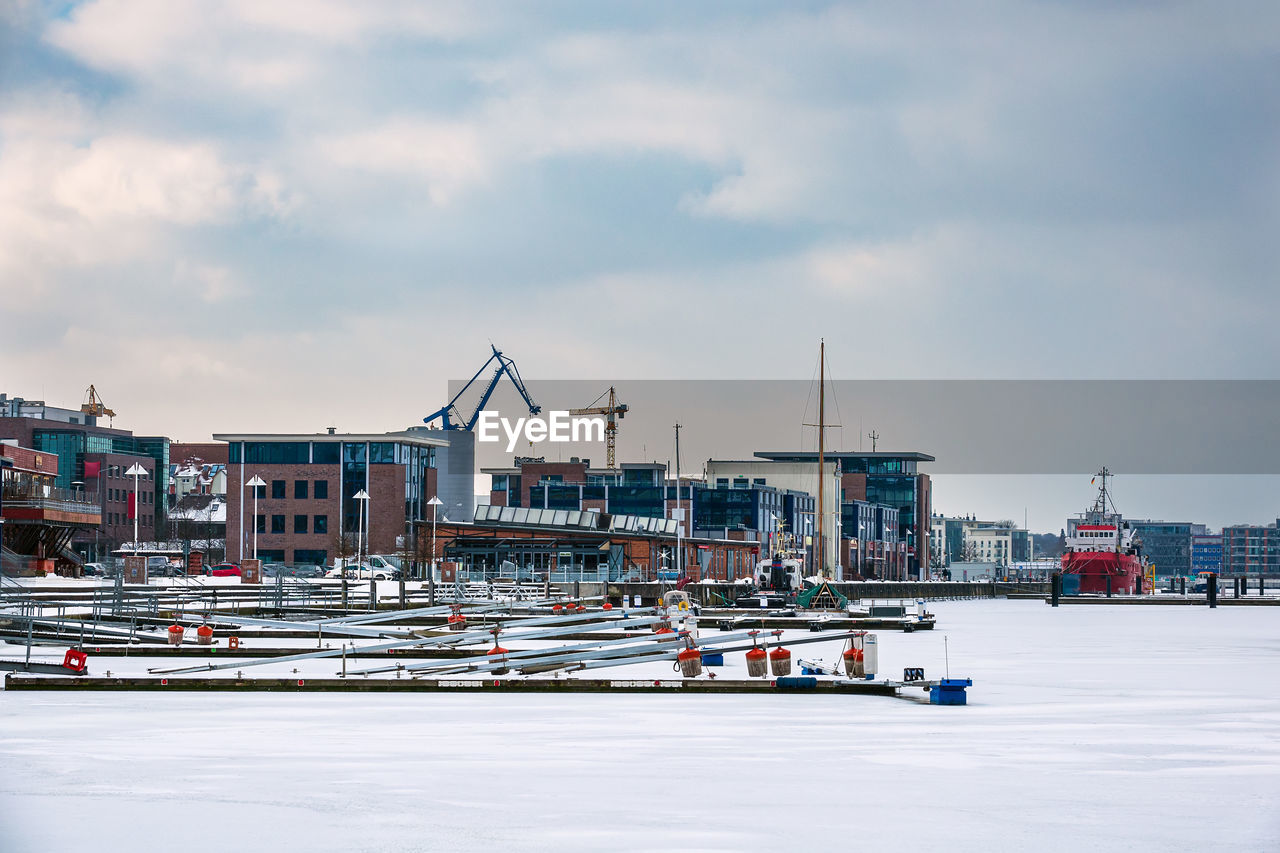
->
[
  {"left": 218, "top": 431, "right": 445, "bottom": 566},
  {"left": 1, "top": 442, "right": 102, "bottom": 574},
  {"left": 1222, "top": 521, "right": 1280, "bottom": 576},
  {"left": 0, "top": 410, "right": 168, "bottom": 562}
]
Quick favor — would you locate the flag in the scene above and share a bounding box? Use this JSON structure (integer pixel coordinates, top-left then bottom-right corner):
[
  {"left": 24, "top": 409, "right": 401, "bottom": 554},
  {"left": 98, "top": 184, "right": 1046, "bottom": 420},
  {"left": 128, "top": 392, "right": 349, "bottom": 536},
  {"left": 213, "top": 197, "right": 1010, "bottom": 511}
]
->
[
  {"left": 128, "top": 492, "right": 136, "bottom": 520},
  {"left": 83, "top": 461, "right": 101, "bottom": 478},
  {"left": 1090, "top": 477, "right": 1096, "bottom": 484}
]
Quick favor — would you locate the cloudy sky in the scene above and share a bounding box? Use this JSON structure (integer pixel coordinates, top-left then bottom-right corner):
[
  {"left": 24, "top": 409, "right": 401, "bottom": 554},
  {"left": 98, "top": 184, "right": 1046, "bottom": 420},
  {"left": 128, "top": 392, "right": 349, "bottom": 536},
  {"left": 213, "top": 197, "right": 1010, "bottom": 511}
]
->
[{"left": 2, "top": 1, "right": 1277, "bottom": 529}]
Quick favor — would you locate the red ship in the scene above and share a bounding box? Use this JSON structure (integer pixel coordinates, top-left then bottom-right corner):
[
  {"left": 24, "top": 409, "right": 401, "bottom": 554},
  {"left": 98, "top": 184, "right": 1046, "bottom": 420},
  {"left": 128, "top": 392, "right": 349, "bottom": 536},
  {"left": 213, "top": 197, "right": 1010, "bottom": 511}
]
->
[{"left": 1061, "top": 468, "right": 1146, "bottom": 595}]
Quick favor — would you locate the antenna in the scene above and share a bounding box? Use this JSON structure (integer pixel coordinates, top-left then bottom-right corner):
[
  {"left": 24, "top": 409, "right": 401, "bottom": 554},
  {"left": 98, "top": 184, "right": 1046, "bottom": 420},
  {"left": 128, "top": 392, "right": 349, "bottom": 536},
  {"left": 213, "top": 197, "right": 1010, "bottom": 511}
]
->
[
  {"left": 867, "top": 430, "right": 879, "bottom": 452},
  {"left": 944, "top": 635, "right": 950, "bottom": 679}
]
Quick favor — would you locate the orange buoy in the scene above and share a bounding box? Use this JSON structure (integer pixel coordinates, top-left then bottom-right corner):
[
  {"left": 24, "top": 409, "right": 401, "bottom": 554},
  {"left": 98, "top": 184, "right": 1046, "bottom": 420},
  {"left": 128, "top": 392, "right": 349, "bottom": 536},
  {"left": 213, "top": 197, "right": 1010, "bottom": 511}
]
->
[
  {"left": 195, "top": 625, "right": 214, "bottom": 646},
  {"left": 552, "top": 604, "right": 564, "bottom": 613},
  {"left": 575, "top": 605, "right": 586, "bottom": 613},
  {"left": 676, "top": 647, "right": 703, "bottom": 678},
  {"left": 486, "top": 646, "right": 510, "bottom": 656},
  {"left": 769, "top": 646, "right": 792, "bottom": 677},
  {"left": 745, "top": 647, "right": 768, "bottom": 678},
  {"left": 602, "top": 603, "right": 613, "bottom": 610},
  {"left": 655, "top": 626, "right": 675, "bottom": 634},
  {"left": 842, "top": 646, "right": 865, "bottom": 678},
  {"left": 167, "top": 625, "right": 184, "bottom": 646}
]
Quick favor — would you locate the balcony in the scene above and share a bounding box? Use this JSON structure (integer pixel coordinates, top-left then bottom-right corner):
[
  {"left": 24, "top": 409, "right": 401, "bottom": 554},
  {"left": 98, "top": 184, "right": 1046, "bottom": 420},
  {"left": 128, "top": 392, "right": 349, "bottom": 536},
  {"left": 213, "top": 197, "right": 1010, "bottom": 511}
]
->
[{"left": 2, "top": 484, "right": 102, "bottom": 526}]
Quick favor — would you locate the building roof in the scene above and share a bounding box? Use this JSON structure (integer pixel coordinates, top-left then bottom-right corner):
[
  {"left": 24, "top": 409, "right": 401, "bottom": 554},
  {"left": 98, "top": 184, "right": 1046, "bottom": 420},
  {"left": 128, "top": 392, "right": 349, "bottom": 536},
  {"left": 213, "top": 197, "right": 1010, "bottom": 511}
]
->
[
  {"left": 754, "top": 450, "right": 936, "bottom": 463},
  {"left": 213, "top": 431, "right": 447, "bottom": 447}
]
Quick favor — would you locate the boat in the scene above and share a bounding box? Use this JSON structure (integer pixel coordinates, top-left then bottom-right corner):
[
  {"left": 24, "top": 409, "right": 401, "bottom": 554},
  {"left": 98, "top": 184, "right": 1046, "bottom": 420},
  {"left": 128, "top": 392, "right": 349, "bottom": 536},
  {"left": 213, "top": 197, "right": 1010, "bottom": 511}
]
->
[{"left": 1060, "top": 468, "right": 1146, "bottom": 595}]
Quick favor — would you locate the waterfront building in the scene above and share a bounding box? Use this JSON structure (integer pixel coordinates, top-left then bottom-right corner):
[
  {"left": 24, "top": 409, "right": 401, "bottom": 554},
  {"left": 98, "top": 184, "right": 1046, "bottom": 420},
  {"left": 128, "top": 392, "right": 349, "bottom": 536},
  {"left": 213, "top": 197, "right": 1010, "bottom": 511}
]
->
[
  {"left": 218, "top": 431, "right": 444, "bottom": 565},
  {"left": 1191, "top": 533, "right": 1223, "bottom": 575},
  {"left": 1222, "top": 521, "right": 1280, "bottom": 576}
]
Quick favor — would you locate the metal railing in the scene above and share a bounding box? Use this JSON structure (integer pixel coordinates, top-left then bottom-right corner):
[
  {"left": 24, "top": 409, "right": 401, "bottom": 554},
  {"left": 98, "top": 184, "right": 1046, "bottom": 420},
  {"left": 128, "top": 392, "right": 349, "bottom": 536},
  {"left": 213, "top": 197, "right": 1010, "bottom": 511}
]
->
[{"left": 2, "top": 484, "right": 101, "bottom": 514}]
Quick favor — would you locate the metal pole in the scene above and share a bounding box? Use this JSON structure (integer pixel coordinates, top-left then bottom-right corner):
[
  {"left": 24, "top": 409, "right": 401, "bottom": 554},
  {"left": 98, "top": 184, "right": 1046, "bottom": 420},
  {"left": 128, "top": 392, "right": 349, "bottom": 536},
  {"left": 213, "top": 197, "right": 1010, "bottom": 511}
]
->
[
  {"left": 252, "top": 485, "right": 259, "bottom": 561},
  {"left": 133, "top": 467, "right": 140, "bottom": 557}
]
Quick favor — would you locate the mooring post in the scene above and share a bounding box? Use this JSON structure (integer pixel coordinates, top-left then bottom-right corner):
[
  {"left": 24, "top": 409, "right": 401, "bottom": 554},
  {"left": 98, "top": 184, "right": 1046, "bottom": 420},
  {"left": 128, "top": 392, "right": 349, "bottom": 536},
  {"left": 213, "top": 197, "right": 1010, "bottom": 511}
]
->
[
  {"left": 1207, "top": 573, "right": 1217, "bottom": 608},
  {"left": 1051, "top": 572, "right": 1061, "bottom": 607},
  {"left": 428, "top": 575, "right": 435, "bottom": 607},
  {"left": 1260, "top": 576, "right": 1265, "bottom": 597},
  {"left": 1105, "top": 574, "right": 1112, "bottom": 598},
  {"left": 1181, "top": 577, "right": 1187, "bottom": 596},
  {"left": 574, "top": 580, "right": 580, "bottom": 602},
  {"left": 1235, "top": 577, "right": 1241, "bottom": 599},
  {"left": 341, "top": 576, "right": 349, "bottom": 611}
]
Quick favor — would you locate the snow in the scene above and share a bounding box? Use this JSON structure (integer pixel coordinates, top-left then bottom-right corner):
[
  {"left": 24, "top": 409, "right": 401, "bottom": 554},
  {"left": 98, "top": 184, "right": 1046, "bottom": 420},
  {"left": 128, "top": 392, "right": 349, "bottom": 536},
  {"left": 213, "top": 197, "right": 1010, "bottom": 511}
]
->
[{"left": 2, "top": 599, "right": 1279, "bottom": 852}]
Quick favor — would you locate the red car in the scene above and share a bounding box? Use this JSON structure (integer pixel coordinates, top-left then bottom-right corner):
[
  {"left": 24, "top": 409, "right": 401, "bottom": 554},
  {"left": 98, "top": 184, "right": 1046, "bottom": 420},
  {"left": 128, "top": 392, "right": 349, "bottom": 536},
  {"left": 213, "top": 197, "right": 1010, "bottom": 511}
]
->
[{"left": 208, "top": 563, "right": 241, "bottom": 577}]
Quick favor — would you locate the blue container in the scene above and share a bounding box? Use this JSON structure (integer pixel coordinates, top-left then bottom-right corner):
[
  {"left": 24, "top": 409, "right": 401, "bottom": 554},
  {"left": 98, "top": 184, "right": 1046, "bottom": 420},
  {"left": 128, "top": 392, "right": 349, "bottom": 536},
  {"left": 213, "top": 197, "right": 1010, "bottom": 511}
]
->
[
  {"left": 1061, "top": 574, "right": 1081, "bottom": 596},
  {"left": 929, "top": 677, "right": 972, "bottom": 706},
  {"left": 700, "top": 653, "right": 724, "bottom": 666},
  {"left": 774, "top": 676, "right": 818, "bottom": 690}
]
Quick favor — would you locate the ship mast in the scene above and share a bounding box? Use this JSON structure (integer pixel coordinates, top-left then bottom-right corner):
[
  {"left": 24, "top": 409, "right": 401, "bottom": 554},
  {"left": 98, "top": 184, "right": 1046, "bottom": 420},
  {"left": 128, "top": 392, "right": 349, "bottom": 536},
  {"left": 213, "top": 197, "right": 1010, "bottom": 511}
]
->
[
  {"left": 817, "top": 339, "right": 825, "bottom": 577},
  {"left": 1092, "top": 466, "right": 1113, "bottom": 516}
]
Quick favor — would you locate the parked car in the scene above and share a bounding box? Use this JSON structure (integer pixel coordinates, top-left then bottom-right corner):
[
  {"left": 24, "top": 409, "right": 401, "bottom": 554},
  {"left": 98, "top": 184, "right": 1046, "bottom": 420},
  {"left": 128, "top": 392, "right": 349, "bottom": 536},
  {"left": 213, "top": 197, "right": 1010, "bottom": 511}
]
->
[
  {"left": 324, "top": 563, "right": 394, "bottom": 580},
  {"left": 208, "top": 563, "right": 241, "bottom": 577},
  {"left": 82, "top": 562, "right": 108, "bottom": 577}
]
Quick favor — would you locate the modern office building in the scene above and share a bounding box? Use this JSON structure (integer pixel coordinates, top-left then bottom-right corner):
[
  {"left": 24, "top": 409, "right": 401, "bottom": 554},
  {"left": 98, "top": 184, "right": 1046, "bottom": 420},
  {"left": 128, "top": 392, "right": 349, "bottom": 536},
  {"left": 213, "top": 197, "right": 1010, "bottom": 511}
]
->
[
  {"left": 843, "top": 499, "right": 902, "bottom": 578},
  {"left": 1127, "top": 520, "right": 1198, "bottom": 578},
  {"left": 1191, "top": 533, "right": 1223, "bottom": 575},
  {"left": 704, "top": 459, "right": 842, "bottom": 575},
  {"left": 218, "top": 431, "right": 445, "bottom": 565},
  {"left": 1222, "top": 522, "right": 1280, "bottom": 576},
  {"left": 486, "top": 457, "right": 671, "bottom": 517},
  {"left": 0, "top": 408, "right": 169, "bottom": 562},
  {"left": 752, "top": 450, "right": 934, "bottom": 579}
]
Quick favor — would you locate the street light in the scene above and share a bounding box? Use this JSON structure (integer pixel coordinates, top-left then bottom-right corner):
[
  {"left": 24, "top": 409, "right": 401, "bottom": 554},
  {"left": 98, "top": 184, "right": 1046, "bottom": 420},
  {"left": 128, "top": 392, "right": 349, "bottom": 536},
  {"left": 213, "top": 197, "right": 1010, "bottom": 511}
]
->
[
  {"left": 125, "top": 464, "right": 147, "bottom": 557},
  {"left": 245, "top": 475, "right": 266, "bottom": 561},
  {"left": 354, "top": 489, "right": 371, "bottom": 610},
  {"left": 428, "top": 496, "right": 443, "bottom": 582}
]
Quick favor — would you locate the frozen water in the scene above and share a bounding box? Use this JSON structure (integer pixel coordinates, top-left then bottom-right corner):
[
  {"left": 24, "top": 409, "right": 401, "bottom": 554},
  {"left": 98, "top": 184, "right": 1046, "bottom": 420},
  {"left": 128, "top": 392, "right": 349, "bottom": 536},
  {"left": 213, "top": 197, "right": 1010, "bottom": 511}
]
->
[{"left": 1, "top": 599, "right": 1277, "bottom": 852}]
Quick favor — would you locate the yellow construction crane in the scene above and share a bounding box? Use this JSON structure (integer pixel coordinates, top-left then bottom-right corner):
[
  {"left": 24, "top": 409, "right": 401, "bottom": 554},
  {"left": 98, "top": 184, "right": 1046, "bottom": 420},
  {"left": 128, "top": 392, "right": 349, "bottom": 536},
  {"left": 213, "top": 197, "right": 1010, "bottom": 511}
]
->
[
  {"left": 81, "top": 385, "right": 116, "bottom": 422},
  {"left": 569, "top": 386, "right": 629, "bottom": 469}
]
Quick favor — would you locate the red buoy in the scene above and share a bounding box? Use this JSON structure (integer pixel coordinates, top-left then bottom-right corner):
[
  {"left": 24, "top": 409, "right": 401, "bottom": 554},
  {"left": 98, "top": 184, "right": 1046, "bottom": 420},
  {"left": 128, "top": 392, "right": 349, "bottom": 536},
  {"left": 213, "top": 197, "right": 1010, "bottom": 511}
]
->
[
  {"left": 745, "top": 647, "right": 768, "bottom": 678},
  {"left": 195, "top": 625, "right": 214, "bottom": 646},
  {"left": 167, "top": 625, "right": 184, "bottom": 646},
  {"left": 602, "top": 603, "right": 613, "bottom": 610},
  {"left": 487, "top": 646, "right": 510, "bottom": 656},
  {"left": 842, "top": 646, "right": 865, "bottom": 678},
  {"left": 552, "top": 604, "right": 564, "bottom": 613},
  {"left": 676, "top": 646, "right": 703, "bottom": 678},
  {"left": 769, "top": 646, "right": 792, "bottom": 677},
  {"left": 575, "top": 605, "right": 586, "bottom": 613},
  {"left": 655, "top": 626, "right": 675, "bottom": 634}
]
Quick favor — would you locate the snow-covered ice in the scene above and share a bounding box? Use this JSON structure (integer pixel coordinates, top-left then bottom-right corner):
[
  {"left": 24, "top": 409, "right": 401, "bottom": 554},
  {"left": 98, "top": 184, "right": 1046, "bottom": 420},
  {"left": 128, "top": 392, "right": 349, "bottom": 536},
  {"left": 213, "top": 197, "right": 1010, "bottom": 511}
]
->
[{"left": 1, "top": 599, "right": 1278, "bottom": 852}]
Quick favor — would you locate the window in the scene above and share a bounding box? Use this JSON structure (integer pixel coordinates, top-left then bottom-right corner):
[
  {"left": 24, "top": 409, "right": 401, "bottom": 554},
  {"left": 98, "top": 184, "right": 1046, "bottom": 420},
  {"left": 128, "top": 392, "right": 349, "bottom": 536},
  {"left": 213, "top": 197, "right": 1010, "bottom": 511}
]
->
[
  {"left": 256, "top": 515, "right": 266, "bottom": 534},
  {"left": 314, "top": 480, "right": 328, "bottom": 500},
  {"left": 370, "top": 442, "right": 397, "bottom": 464},
  {"left": 314, "top": 515, "right": 328, "bottom": 534},
  {"left": 293, "top": 549, "right": 328, "bottom": 565},
  {"left": 294, "top": 514, "right": 307, "bottom": 534},
  {"left": 312, "top": 443, "right": 339, "bottom": 464},
  {"left": 271, "top": 514, "right": 285, "bottom": 534},
  {"left": 295, "top": 480, "right": 308, "bottom": 499},
  {"left": 244, "top": 442, "right": 309, "bottom": 464},
  {"left": 271, "top": 480, "right": 286, "bottom": 499}
]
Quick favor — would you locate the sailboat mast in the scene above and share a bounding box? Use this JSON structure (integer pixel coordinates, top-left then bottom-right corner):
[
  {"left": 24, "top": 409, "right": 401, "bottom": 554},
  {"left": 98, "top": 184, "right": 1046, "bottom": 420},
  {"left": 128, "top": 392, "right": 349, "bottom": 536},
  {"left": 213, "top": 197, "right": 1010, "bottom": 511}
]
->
[{"left": 817, "top": 339, "right": 825, "bottom": 575}]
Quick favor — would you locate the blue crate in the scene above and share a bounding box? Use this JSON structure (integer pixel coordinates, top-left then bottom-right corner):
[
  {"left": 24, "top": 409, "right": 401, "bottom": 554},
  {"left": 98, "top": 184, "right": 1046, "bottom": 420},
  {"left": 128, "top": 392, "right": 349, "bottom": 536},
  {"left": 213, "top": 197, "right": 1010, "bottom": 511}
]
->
[{"left": 929, "top": 678, "right": 972, "bottom": 706}]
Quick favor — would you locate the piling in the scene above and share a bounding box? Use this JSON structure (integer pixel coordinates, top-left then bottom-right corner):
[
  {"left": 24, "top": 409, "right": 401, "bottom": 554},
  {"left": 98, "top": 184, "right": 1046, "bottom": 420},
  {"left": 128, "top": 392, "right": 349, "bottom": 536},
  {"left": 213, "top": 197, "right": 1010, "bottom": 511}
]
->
[
  {"left": 1105, "top": 574, "right": 1112, "bottom": 598},
  {"left": 1207, "top": 574, "right": 1217, "bottom": 608},
  {"left": 1050, "top": 572, "right": 1061, "bottom": 607}
]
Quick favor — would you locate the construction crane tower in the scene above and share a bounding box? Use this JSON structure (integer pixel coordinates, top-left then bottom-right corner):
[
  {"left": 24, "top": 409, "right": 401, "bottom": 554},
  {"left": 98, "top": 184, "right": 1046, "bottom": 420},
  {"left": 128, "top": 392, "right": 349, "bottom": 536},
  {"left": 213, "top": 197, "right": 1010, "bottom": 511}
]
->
[
  {"left": 81, "top": 385, "right": 116, "bottom": 423},
  {"left": 570, "top": 386, "right": 629, "bottom": 469}
]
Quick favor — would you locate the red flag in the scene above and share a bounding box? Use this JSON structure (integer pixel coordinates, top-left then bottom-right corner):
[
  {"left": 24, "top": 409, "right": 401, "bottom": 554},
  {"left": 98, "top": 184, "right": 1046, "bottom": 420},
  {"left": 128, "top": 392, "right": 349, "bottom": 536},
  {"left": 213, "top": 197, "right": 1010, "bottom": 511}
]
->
[
  {"left": 128, "top": 492, "right": 136, "bottom": 520},
  {"left": 83, "top": 461, "right": 101, "bottom": 478}
]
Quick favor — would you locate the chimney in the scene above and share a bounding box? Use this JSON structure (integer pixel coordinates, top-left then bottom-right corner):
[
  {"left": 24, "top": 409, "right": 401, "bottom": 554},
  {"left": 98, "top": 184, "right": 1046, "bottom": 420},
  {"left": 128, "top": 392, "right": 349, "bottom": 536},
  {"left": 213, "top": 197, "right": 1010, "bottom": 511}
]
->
[{"left": 327, "top": 427, "right": 336, "bottom": 435}]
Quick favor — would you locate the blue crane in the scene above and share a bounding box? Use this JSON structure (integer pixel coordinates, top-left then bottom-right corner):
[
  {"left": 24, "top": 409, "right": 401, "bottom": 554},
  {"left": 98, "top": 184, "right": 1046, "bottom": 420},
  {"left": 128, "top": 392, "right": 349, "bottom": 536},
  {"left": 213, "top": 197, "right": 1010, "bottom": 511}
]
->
[{"left": 423, "top": 344, "right": 541, "bottom": 430}]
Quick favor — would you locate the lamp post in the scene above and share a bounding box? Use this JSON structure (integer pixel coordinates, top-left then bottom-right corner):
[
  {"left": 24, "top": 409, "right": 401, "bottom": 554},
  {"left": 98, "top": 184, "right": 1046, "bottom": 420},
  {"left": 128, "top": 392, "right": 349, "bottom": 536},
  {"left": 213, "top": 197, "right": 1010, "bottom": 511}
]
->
[
  {"left": 125, "top": 464, "right": 147, "bottom": 557},
  {"left": 245, "top": 476, "right": 265, "bottom": 561},
  {"left": 354, "top": 489, "right": 371, "bottom": 610},
  {"left": 428, "top": 496, "right": 443, "bottom": 582}
]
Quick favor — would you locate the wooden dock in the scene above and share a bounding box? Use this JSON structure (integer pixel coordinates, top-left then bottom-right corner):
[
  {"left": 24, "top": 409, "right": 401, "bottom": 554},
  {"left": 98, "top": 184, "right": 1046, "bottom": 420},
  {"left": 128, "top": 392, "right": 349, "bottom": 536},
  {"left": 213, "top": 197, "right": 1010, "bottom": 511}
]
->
[{"left": 4, "top": 673, "right": 903, "bottom": 695}]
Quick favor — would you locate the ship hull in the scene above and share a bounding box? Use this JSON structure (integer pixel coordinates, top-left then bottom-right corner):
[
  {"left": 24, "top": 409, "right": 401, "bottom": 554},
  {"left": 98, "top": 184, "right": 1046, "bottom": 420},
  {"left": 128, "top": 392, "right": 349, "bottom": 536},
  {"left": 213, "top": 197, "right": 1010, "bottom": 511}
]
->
[{"left": 1061, "top": 551, "right": 1143, "bottom": 595}]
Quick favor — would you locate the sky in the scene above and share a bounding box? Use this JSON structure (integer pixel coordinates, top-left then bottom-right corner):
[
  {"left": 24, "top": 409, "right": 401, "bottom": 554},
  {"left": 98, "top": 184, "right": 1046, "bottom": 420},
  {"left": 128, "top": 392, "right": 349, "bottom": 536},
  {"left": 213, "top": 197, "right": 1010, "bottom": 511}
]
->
[{"left": 1, "top": 1, "right": 1277, "bottom": 531}]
